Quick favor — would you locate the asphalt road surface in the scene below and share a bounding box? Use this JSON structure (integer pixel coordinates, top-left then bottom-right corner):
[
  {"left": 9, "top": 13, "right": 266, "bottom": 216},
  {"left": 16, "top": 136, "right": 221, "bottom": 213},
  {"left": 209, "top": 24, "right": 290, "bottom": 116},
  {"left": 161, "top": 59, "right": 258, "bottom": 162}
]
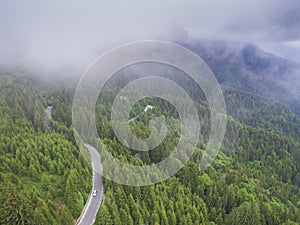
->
[
  {"left": 45, "top": 106, "right": 52, "bottom": 120},
  {"left": 76, "top": 144, "right": 104, "bottom": 225},
  {"left": 45, "top": 106, "right": 103, "bottom": 225}
]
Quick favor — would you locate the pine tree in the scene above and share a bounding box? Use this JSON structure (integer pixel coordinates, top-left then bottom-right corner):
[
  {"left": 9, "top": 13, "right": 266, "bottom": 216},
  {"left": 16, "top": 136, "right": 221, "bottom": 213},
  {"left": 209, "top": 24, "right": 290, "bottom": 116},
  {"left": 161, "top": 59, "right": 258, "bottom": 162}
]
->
[{"left": 0, "top": 181, "right": 32, "bottom": 225}]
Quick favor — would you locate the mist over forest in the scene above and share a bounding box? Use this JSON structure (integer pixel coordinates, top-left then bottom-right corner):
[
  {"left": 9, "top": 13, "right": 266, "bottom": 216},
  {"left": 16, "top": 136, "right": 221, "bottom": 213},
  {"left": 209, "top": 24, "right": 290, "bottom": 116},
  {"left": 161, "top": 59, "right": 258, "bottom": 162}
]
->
[{"left": 1, "top": 1, "right": 300, "bottom": 225}]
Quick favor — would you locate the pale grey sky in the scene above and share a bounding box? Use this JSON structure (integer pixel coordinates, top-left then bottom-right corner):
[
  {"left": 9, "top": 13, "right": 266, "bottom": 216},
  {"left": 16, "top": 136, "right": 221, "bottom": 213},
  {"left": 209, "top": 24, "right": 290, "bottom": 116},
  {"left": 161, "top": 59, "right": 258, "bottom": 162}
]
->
[{"left": 1, "top": 0, "right": 300, "bottom": 70}]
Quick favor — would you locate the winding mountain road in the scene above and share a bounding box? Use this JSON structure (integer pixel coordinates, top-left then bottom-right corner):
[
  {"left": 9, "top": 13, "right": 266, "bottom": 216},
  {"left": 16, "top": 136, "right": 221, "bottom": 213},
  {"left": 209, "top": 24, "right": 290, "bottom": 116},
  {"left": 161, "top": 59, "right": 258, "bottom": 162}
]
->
[{"left": 45, "top": 106, "right": 104, "bottom": 225}]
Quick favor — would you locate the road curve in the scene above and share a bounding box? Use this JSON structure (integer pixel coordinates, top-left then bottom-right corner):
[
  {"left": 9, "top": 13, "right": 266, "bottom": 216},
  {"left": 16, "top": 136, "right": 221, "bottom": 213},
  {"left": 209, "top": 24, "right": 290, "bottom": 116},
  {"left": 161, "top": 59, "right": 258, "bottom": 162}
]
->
[
  {"left": 45, "top": 106, "right": 103, "bottom": 225},
  {"left": 76, "top": 144, "right": 104, "bottom": 225}
]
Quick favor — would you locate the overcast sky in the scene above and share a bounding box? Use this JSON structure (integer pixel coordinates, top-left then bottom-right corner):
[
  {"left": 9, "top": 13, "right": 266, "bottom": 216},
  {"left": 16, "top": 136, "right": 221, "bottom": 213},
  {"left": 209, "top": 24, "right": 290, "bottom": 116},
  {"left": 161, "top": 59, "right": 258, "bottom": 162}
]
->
[{"left": 1, "top": 0, "right": 300, "bottom": 71}]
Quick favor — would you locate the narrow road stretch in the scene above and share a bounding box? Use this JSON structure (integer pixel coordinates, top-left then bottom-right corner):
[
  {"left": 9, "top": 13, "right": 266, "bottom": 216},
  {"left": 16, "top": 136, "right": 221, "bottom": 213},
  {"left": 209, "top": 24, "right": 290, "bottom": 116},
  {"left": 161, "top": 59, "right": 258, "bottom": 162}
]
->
[
  {"left": 45, "top": 106, "right": 52, "bottom": 120},
  {"left": 45, "top": 106, "right": 103, "bottom": 225},
  {"left": 76, "top": 105, "right": 153, "bottom": 223},
  {"left": 76, "top": 144, "right": 104, "bottom": 225}
]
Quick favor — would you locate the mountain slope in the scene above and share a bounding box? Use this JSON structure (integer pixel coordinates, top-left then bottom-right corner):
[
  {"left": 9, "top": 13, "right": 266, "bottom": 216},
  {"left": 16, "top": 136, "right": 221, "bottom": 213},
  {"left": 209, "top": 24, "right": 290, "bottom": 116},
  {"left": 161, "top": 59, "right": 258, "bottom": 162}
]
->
[{"left": 176, "top": 38, "right": 300, "bottom": 114}]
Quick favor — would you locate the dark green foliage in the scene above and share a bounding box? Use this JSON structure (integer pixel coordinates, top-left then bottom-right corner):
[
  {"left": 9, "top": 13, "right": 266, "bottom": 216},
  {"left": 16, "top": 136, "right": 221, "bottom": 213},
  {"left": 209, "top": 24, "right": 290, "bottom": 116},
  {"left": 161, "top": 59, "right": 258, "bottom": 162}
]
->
[
  {"left": 0, "top": 180, "right": 32, "bottom": 225},
  {"left": 0, "top": 74, "right": 92, "bottom": 224},
  {"left": 1, "top": 69, "right": 300, "bottom": 225},
  {"left": 94, "top": 85, "right": 300, "bottom": 224}
]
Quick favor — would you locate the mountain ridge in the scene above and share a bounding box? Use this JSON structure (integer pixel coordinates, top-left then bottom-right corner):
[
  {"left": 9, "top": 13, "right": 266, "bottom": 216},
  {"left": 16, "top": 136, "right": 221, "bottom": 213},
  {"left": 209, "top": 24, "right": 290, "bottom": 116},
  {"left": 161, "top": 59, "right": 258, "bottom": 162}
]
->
[{"left": 168, "top": 33, "right": 300, "bottom": 115}]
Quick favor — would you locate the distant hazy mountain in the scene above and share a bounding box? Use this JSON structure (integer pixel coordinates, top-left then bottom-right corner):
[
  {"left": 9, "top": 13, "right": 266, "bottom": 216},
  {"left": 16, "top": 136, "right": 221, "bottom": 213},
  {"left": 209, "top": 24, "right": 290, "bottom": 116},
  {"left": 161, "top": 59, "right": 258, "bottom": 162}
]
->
[{"left": 173, "top": 36, "right": 300, "bottom": 115}]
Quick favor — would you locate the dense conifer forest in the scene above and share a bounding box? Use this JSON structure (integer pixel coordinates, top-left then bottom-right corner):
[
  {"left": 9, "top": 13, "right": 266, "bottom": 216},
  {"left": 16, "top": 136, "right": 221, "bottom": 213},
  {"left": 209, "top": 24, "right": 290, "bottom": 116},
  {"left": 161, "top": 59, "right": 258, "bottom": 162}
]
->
[
  {"left": 0, "top": 74, "right": 91, "bottom": 224},
  {"left": 0, "top": 68, "right": 300, "bottom": 224}
]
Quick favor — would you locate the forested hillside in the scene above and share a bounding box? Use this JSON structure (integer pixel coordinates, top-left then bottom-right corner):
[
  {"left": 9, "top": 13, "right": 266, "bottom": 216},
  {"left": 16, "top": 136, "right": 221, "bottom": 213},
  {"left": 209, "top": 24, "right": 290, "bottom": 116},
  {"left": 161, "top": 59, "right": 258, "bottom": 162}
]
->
[
  {"left": 0, "top": 73, "right": 92, "bottom": 224},
  {"left": 1, "top": 0, "right": 300, "bottom": 224},
  {"left": 178, "top": 38, "right": 300, "bottom": 115},
  {"left": 1, "top": 64, "right": 300, "bottom": 225},
  {"left": 92, "top": 87, "right": 300, "bottom": 225}
]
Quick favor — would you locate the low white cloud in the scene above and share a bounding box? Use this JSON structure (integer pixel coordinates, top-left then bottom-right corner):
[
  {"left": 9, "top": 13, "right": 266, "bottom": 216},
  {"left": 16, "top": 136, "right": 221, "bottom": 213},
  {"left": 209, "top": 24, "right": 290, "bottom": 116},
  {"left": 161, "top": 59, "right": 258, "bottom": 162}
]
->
[
  {"left": 283, "top": 41, "right": 300, "bottom": 48},
  {"left": 0, "top": 0, "right": 300, "bottom": 69}
]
